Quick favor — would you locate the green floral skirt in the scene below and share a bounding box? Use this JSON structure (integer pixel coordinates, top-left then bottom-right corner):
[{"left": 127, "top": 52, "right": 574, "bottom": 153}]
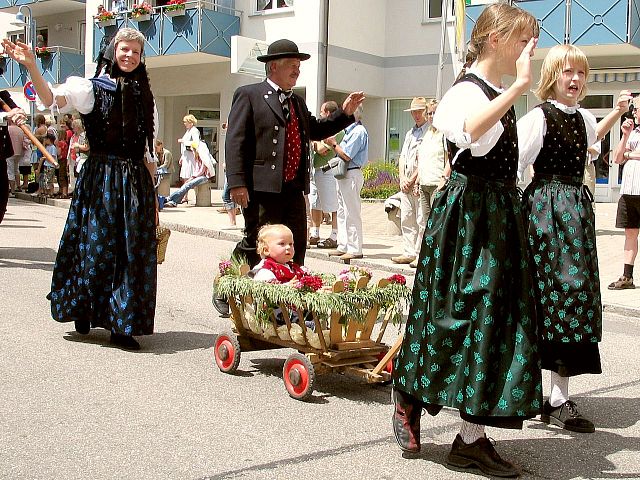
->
[
  {"left": 522, "top": 177, "right": 602, "bottom": 376},
  {"left": 393, "top": 172, "right": 542, "bottom": 425}
]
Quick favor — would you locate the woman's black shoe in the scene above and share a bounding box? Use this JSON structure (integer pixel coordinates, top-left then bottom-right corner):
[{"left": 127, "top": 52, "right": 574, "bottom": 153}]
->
[
  {"left": 110, "top": 332, "right": 141, "bottom": 351},
  {"left": 74, "top": 320, "right": 90, "bottom": 335},
  {"left": 540, "top": 400, "right": 595, "bottom": 433},
  {"left": 447, "top": 434, "right": 519, "bottom": 477}
]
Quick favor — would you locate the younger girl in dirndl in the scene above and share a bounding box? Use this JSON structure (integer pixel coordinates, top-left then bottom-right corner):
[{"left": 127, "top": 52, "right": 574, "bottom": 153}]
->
[{"left": 517, "top": 44, "right": 631, "bottom": 433}]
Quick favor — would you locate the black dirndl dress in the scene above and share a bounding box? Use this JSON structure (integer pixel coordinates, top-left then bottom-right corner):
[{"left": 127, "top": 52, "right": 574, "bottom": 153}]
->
[
  {"left": 48, "top": 77, "right": 157, "bottom": 336},
  {"left": 393, "top": 74, "right": 542, "bottom": 428},
  {"left": 522, "top": 102, "right": 602, "bottom": 377}
]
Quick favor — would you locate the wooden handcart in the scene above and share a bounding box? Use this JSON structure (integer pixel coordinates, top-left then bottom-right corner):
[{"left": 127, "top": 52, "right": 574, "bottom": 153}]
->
[{"left": 213, "top": 268, "right": 407, "bottom": 400}]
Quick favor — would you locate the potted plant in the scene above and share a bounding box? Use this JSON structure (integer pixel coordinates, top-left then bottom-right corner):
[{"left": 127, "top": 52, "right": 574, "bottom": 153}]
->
[
  {"left": 35, "top": 46, "right": 52, "bottom": 59},
  {"left": 131, "top": 2, "right": 153, "bottom": 21},
  {"left": 164, "top": 0, "right": 186, "bottom": 17},
  {"left": 95, "top": 7, "right": 117, "bottom": 27}
]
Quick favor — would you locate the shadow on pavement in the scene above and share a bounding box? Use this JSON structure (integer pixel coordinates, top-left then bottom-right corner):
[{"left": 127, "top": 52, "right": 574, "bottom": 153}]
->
[
  {"left": 247, "top": 356, "right": 392, "bottom": 405},
  {"left": 63, "top": 329, "right": 218, "bottom": 355},
  {"left": 0, "top": 246, "right": 56, "bottom": 271}
]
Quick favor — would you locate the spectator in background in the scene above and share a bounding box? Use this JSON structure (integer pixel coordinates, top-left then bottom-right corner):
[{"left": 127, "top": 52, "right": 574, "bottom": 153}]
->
[
  {"left": 609, "top": 99, "right": 640, "bottom": 290},
  {"left": 18, "top": 136, "right": 32, "bottom": 191},
  {"left": 178, "top": 114, "right": 200, "bottom": 185},
  {"left": 584, "top": 141, "right": 600, "bottom": 198},
  {"left": 55, "top": 128, "right": 69, "bottom": 198},
  {"left": 161, "top": 140, "right": 215, "bottom": 207},
  {"left": 309, "top": 100, "right": 343, "bottom": 249},
  {"left": 69, "top": 118, "right": 89, "bottom": 174},
  {"left": 414, "top": 99, "right": 450, "bottom": 267},
  {"left": 325, "top": 105, "right": 369, "bottom": 263},
  {"left": 392, "top": 97, "right": 429, "bottom": 266},
  {"left": 155, "top": 139, "right": 174, "bottom": 176},
  {"left": 7, "top": 118, "right": 23, "bottom": 194}
]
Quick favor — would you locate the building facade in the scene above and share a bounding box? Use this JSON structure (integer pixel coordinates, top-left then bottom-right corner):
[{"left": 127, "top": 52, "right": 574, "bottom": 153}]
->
[{"left": 0, "top": 0, "right": 639, "bottom": 201}]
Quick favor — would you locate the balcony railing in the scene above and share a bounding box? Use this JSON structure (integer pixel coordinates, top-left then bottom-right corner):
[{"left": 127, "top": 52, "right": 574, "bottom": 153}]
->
[
  {"left": 93, "top": 1, "right": 240, "bottom": 60},
  {"left": 466, "top": 0, "right": 640, "bottom": 49},
  {"left": 0, "top": 46, "right": 84, "bottom": 89}
]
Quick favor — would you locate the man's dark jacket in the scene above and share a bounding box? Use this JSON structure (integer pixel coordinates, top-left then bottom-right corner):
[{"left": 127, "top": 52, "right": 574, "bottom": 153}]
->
[{"left": 225, "top": 80, "right": 353, "bottom": 194}]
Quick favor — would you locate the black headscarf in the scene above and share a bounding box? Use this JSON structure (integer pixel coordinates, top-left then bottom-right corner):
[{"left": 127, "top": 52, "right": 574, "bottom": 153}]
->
[{"left": 94, "top": 33, "right": 155, "bottom": 158}]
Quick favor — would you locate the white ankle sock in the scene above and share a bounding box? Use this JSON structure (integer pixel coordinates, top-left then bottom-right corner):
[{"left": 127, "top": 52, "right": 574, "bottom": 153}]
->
[
  {"left": 310, "top": 227, "right": 319, "bottom": 237},
  {"left": 549, "top": 372, "right": 569, "bottom": 407},
  {"left": 330, "top": 229, "right": 338, "bottom": 240},
  {"left": 459, "top": 420, "right": 485, "bottom": 444}
]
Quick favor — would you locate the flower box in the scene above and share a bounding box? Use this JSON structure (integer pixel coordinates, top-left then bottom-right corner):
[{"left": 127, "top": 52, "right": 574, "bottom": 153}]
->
[
  {"left": 131, "top": 13, "right": 151, "bottom": 21},
  {"left": 165, "top": 8, "right": 185, "bottom": 17},
  {"left": 96, "top": 18, "right": 117, "bottom": 27}
]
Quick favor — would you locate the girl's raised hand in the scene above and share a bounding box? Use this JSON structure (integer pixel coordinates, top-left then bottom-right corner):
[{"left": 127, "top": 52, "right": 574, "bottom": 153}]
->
[
  {"left": 514, "top": 37, "right": 538, "bottom": 91},
  {"left": 1, "top": 39, "right": 36, "bottom": 69}
]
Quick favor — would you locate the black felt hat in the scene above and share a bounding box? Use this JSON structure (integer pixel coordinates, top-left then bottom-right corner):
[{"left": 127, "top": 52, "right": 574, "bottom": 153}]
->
[{"left": 257, "top": 39, "right": 310, "bottom": 62}]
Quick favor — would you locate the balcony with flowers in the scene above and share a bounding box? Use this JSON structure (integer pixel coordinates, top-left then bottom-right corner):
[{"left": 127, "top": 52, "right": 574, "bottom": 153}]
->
[{"left": 93, "top": 0, "right": 240, "bottom": 61}]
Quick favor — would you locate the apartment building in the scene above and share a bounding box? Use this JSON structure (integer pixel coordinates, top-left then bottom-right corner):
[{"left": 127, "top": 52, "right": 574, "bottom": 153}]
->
[{"left": 0, "top": 0, "right": 639, "bottom": 201}]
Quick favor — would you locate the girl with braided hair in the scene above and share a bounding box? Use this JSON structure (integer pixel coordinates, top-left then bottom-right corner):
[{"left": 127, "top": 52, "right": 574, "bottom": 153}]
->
[
  {"left": 3, "top": 28, "right": 158, "bottom": 351},
  {"left": 392, "top": 3, "right": 541, "bottom": 477}
]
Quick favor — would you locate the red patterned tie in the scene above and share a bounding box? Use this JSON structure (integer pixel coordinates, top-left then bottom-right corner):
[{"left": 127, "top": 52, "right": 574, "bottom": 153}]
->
[{"left": 283, "top": 98, "right": 301, "bottom": 182}]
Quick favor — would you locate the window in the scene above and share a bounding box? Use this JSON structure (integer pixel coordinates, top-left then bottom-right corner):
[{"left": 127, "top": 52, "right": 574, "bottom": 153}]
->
[
  {"left": 9, "top": 32, "right": 25, "bottom": 44},
  {"left": 256, "top": 0, "right": 293, "bottom": 13},
  {"left": 79, "top": 22, "right": 86, "bottom": 53},
  {"left": 386, "top": 99, "right": 416, "bottom": 164},
  {"left": 423, "top": 0, "right": 455, "bottom": 21}
]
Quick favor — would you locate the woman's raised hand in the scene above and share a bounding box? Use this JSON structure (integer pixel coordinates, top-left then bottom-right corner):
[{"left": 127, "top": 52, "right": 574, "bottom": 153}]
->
[{"left": 2, "top": 39, "right": 36, "bottom": 70}]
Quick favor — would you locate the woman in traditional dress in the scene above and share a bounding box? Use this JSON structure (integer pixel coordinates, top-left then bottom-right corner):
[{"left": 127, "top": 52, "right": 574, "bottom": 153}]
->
[
  {"left": 391, "top": 4, "right": 541, "bottom": 477},
  {"left": 517, "top": 44, "right": 630, "bottom": 433},
  {"left": 178, "top": 114, "right": 200, "bottom": 185},
  {"left": 3, "top": 28, "right": 158, "bottom": 351}
]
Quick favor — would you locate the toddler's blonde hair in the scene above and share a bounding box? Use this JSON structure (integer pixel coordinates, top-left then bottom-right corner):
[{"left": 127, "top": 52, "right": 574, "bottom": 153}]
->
[{"left": 256, "top": 224, "right": 293, "bottom": 259}]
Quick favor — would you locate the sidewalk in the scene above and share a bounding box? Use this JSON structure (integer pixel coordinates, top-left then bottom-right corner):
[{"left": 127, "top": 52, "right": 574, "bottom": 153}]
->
[{"left": 14, "top": 186, "right": 640, "bottom": 317}]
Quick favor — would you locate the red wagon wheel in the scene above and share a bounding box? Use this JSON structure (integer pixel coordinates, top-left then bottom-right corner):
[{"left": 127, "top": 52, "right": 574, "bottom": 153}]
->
[
  {"left": 214, "top": 331, "right": 241, "bottom": 373},
  {"left": 283, "top": 353, "right": 315, "bottom": 400}
]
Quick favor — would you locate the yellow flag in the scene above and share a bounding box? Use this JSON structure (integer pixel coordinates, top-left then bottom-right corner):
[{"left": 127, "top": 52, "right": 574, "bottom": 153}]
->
[{"left": 455, "top": 0, "right": 466, "bottom": 62}]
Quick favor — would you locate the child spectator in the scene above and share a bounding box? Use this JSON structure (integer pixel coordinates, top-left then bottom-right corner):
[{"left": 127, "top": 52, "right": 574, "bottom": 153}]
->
[
  {"left": 18, "top": 137, "right": 32, "bottom": 191},
  {"left": 36, "top": 133, "right": 57, "bottom": 196},
  {"left": 55, "top": 128, "right": 69, "bottom": 198}
]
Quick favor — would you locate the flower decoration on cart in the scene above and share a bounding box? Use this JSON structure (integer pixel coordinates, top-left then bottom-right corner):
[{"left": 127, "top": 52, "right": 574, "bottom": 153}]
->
[{"left": 214, "top": 258, "right": 411, "bottom": 349}]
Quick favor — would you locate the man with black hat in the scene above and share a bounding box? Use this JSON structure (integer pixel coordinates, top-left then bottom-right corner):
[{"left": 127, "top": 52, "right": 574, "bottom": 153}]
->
[
  {"left": 225, "top": 38, "right": 364, "bottom": 267},
  {"left": 0, "top": 87, "right": 28, "bottom": 224}
]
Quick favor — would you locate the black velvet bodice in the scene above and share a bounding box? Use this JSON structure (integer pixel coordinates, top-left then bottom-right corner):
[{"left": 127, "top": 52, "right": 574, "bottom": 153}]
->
[
  {"left": 447, "top": 74, "right": 518, "bottom": 182},
  {"left": 80, "top": 77, "right": 148, "bottom": 159},
  {"left": 533, "top": 102, "right": 587, "bottom": 178}
]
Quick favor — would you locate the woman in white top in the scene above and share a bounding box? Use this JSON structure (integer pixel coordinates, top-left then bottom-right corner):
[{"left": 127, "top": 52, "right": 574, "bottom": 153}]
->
[{"left": 178, "top": 114, "right": 200, "bottom": 181}]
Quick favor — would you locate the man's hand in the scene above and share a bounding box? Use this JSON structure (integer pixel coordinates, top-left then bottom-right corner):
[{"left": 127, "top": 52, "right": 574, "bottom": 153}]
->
[
  {"left": 342, "top": 91, "right": 365, "bottom": 116},
  {"left": 7, "top": 108, "right": 26, "bottom": 126},
  {"left": 621, "top": 118, "right": 635, "bottom": 137},
  {"left": 230, "top": 186, "right": 250, "bottom": 209}
]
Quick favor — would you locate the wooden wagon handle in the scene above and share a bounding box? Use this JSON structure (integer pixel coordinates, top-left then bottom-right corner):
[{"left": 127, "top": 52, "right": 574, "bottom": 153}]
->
[{"left": 0, "top": 99, "right": 59, "bottom": 168}]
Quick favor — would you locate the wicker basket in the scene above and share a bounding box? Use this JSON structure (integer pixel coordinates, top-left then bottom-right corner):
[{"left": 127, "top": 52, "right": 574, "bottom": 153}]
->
[{"left": 156, "top": 225, "right": 171, "bottom": 264}]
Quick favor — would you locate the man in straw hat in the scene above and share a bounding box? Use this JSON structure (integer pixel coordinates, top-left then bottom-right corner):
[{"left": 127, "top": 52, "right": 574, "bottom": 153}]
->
[
  {"left": 214, "top": 38, "right": 364, "bottom": 316},
  {"left": 391, "top": 97, "right": 429, "bottom": 266}
]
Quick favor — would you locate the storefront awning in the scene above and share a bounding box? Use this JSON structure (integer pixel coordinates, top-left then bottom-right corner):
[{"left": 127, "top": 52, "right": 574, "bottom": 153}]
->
[{"left": 589, "top": 69, "right": 640, "bottom": 84}]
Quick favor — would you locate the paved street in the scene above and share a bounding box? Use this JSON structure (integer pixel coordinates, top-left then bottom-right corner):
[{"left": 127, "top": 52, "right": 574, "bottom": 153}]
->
[{"left": 1, "top": 198, "right": 640, "bottom": 480}]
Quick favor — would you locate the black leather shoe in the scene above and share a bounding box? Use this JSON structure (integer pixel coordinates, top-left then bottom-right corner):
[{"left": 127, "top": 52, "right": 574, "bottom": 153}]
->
[
  {"left": 110, "top": 332, "right": 141, "bottom": 351},
  {"left": 540, "top": 400, "right": 595, "bottom": 433},
  {"left": 213, "top": 296, "right": 230, "bottom": 318},
  {"left": 447, "top": 434, "right": 519, "bottom": 478},
  {"left": 391, "top": 388, "right": 422, "bottom": 453},
  {"left": 74, "top": 320, "right": 90, "bottom": 335}
]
